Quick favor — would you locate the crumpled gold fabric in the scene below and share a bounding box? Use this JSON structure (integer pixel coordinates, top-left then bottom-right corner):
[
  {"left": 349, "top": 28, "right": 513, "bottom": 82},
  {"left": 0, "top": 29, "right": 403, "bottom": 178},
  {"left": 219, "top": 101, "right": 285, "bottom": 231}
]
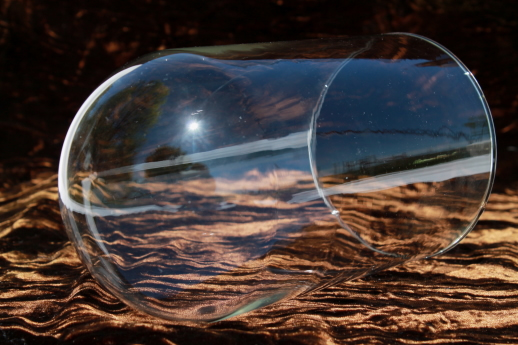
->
[{"left": 1, "top": 172, "right": 517, "bottom": 344}]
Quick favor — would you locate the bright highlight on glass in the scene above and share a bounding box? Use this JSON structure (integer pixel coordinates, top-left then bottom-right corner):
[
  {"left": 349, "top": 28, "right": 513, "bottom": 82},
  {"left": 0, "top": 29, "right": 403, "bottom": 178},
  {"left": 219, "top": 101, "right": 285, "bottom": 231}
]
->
[
  {"left": 188, "top": 121, "right": 199, "bottom": 131},
  {"left": 59, "top": 33, "right": 496, "bottom": 322}
]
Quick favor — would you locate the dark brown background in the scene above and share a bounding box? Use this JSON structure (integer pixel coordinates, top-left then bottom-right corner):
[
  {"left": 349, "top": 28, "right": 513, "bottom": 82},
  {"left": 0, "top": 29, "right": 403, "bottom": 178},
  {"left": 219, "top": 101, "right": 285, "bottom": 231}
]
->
[{"left": 1, "top": 0, "right": 517, "bottom": 344}]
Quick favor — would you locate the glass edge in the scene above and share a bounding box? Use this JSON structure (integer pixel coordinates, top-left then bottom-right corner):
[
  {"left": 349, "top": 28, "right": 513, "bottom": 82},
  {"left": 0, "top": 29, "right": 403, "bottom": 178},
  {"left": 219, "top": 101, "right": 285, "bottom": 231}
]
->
[{"left": 384, "top": 33, "right": 497, "bottom": 258}]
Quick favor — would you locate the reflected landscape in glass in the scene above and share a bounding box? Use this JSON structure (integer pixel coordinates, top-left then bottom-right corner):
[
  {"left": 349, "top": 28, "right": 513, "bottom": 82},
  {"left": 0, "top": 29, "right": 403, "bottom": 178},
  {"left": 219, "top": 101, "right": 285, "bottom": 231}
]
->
[{"left": 59, "top": 33, "right": 495, "bottom": 321}]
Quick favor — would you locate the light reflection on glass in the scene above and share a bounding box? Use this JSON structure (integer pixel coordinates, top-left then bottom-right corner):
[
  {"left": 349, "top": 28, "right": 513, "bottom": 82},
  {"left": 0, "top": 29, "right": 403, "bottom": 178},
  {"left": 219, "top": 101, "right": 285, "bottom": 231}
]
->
[{"left": 188, "top": 121, "right": 200, "bottom": 131}]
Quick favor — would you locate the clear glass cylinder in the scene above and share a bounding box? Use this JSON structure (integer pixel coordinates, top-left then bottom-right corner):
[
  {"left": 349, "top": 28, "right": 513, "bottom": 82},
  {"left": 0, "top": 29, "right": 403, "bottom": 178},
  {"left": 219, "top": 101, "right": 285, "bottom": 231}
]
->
[{"left": 58, "top": 33, "right": 496, "bottom": 321}]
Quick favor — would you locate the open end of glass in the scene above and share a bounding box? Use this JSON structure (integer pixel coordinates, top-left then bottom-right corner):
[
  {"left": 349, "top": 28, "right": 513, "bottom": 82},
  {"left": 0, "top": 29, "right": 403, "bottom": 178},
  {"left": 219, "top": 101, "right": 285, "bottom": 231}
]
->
[{"left": 310, "top": 33, "right": 496, "bottom": 259}]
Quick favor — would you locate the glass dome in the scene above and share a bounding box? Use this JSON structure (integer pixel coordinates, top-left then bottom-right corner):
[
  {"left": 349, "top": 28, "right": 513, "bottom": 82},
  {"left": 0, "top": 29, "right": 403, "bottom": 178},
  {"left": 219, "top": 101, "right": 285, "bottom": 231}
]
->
[{"left": 59, "top": 33, "right": 495, "bottom": 321}]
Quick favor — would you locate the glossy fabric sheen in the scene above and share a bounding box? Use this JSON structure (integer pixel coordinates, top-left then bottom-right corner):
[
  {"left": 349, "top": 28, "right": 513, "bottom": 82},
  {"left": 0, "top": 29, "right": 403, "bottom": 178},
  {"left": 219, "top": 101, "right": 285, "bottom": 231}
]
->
[{"left": 0, "top": 174, "right": 517, "bottom": 343}]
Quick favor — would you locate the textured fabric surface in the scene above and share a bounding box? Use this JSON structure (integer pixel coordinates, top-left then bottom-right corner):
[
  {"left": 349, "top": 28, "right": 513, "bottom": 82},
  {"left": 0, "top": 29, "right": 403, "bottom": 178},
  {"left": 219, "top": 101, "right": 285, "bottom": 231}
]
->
[{"left": 1, "top": 1, "right": 517, "bottom": 344}]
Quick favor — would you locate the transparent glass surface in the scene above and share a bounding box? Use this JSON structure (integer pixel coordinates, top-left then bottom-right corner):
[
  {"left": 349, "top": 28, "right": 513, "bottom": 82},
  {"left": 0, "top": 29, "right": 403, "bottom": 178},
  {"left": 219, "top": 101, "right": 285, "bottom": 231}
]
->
[{"left": 58, "top": 33, "right": 496, "bottom": 321}]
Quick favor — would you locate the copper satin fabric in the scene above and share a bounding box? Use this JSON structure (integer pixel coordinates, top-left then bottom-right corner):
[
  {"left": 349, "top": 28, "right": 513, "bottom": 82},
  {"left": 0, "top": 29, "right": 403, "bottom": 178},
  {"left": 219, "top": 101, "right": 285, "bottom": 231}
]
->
[
  {"left": 1, "top": 0, "right": 517, "bottom": 343},
  {"left": 1, "top": 173, "right": 517, "bottom": 344}
]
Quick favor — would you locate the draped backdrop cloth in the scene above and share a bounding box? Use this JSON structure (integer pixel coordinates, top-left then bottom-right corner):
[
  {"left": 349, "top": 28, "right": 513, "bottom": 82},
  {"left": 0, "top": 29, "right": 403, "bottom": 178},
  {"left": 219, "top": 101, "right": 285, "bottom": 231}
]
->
[{"left": 1, "top": 1, "right": 517, "bottom": 344}]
